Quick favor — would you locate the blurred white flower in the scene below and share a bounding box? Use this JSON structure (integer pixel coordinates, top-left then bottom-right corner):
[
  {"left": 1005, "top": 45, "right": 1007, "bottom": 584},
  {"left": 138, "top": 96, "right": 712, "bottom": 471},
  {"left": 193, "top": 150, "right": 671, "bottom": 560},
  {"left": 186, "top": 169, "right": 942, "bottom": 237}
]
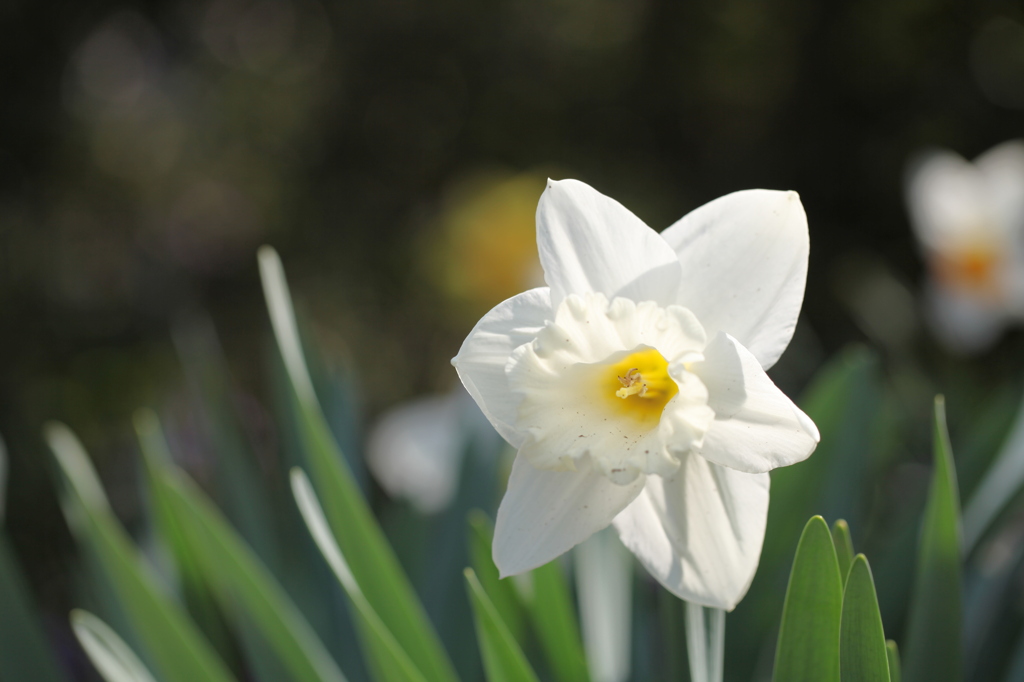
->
[
  {"left": 366, "top": 388, "right": 499, "bottom": 514},
  {"left": 453, "top": 179, "right": 819, "bottom": 610},
  {"left": 906, "top": 140, "right": 1024, "bottom": 352}
]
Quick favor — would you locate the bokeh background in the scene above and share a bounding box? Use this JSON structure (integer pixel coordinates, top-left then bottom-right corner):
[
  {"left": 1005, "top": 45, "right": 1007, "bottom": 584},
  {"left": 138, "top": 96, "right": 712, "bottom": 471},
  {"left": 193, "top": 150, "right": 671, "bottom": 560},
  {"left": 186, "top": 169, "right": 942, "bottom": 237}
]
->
[{"left": 5, "top": 0, "right": 1024, "bottom": 679}]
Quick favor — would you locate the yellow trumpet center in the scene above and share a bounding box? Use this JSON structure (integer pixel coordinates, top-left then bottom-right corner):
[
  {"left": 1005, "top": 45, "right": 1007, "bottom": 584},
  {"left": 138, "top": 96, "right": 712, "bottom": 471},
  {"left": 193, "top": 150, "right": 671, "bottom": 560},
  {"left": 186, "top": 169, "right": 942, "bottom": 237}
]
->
[{"left": 601, "top": 348, "right": 678, "bottom": 426}]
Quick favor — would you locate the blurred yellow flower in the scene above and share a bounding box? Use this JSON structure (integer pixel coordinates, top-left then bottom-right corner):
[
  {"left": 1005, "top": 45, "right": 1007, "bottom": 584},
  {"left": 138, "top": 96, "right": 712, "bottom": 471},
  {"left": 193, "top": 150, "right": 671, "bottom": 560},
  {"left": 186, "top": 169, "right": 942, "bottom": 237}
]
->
[{"left": 428, "top": 172, "right": 546, "bottom": 314}]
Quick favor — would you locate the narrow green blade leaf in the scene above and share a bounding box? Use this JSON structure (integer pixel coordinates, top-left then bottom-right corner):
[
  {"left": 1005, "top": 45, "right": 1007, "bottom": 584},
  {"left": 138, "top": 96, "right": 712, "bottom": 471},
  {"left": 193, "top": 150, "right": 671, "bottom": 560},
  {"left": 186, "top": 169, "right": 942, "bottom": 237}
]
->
[
  {"left": 172, "top": 317, "right": 279, "bottom": 567},
  {"left": 518, "top": 560, "right": 590, "bottom": 682},
  {"left": 772, "top": 516, "right": 843, "bottom": 682},
  {"left": 259, "top": 246, "right": 459, "bottom": 682},
  {"left": 903, "top": 396, "right": 963, "bottom": 682},
  {"left": 832, "top": 519, "right": 855, "bottom": 584},
  {"left": 467, "top": 511, "right": 525, "bottom": 644},
  {"left": 290, "top": 468, "right": 428, "bottom": 682},
  {"left": 141, "top": 442, "right": 347, "bottom": 682},
  {"left": 134, "top": 410, "right": 235, "bottom": 662},
  {"left": 71, "top": 610, "right": 159, "bottom": 682},
  {"left": 744, "top": 349, "right": 881, "bottom": 682},
  {"left": 962, "top": 389, "right": 1024, "bottom": 550},
  {"left": 885, "top": 641, "right": 901, "bottom": 682},
  {"left": 465, "top": 568, "right": 541, "bottom": 682},
  {"left": 46, "top": 422, "right": 237, "bottom": 682},
  {"left": 0, "top": 533, "right": 69, "bottom": 682},
  {"left": 839, "top": 555, "right": 890, "bottom": 682}
]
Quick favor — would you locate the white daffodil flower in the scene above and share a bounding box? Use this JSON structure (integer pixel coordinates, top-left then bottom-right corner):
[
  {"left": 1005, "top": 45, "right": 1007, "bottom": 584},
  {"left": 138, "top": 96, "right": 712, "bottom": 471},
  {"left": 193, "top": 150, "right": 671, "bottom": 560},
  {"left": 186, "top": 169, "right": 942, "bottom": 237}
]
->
[
  {"left": 453, "top": 179, "right": 819, "bottom": 610},
  {"left": 905, "top": 140, "right": 1024, "bottom": 353}
]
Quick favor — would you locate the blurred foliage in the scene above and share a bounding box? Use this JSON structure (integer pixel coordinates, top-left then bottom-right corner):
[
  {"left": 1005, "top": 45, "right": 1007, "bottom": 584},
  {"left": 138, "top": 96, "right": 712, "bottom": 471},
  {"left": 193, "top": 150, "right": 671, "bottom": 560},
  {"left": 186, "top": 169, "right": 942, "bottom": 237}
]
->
[{"left": 6, "top": 0, "right": 1024, "bottom": 679}]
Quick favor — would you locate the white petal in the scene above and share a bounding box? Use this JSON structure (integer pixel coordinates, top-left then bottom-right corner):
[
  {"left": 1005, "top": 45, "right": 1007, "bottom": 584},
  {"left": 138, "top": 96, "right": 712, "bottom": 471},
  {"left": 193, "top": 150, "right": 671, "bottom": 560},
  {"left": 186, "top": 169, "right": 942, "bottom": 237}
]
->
[
  {"left": 365, "top": 393, "right": 464, "bottom": 514},
  {"left": 613, "top": 455, "right": 769, "bottom": 610},
  {"left": 493, "top": 454, "right": 646, "bottom": 576},
  {"left": 974, "top": 139, "right": 1024, "bottom": 232},
  {"left": 691, "top": 333, "right": 819, "bottom": 474},
  {"left": 453, "top": 287, "right": 552, "bottom": 446},
  {"left": 537, "top": 179, "right": 683, "bottom": 307},
  {"left": 660, "top": 190, "right": 809, "bottom": 370}
]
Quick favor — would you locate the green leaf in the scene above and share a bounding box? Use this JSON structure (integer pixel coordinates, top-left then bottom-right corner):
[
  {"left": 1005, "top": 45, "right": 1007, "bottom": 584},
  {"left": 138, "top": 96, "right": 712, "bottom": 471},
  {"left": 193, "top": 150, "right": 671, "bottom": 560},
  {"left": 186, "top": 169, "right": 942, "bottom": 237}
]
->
[
  {"left": 290, "top": 469, "right": 428, "bottom": 682},
  {"left": 139, "top": 431, "right": 347, "bottom": 682},
  {"left": 465, "top": 568, "right": 541, "bottom": 682},
  {"left": 832, "top": 519, "right": 855, "bottom": 584},
  {"left": 885, "top": 641, "right": 901, "bottom": 682},
  {"left": 839, "top": 555, "right": 890, "bottom": 682},
  {"left": 772, "top": 516, "right": 843, "bottom": 682},
  {"left": 958, "top": 383, "right": 1024, "bottom": 551},
  {"left": 902, "top": 396, "right": 963, "bottom": 682},
  {"left": 0, "top": 533, "right": 69, "bottom": 682},
  {"left": 172, "top": 317, "right": 280, "bottom": 568},
  {"left": 134, "top": 410, "right": 235, "bottom": 663},
  {"left": 71, "top": 609, "right": 159, "bottom": 682},
  {"left": 259, "top": 246, "right": 458, "bottom": 682},
  {"left": 467, "top": 511, "right": 525, "bottom": 645},
  {"left": 45, "top": 422, "right": 237, "bottom": 682},
  {"left": 520, "top": 560, "right": 590, "bottom": 682}
]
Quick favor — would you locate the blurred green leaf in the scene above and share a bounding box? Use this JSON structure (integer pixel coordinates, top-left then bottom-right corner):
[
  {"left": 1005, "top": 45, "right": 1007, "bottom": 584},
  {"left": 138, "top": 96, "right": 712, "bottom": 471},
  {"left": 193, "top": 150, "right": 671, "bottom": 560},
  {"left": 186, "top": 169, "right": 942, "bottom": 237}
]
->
[
  {"left": 769, "top": 347, "right": 880, "bottom": 567},
  {"left": 962, "top": 393, "right": 1024, "bottom": 551},
  {"left": 885, "top": 641, "right": 900, "bottom": 682},
  {"left": 772, "top": 515, "right": 843, "bottom": 682},
  {"left": 839, "top": 555, "right": 890, "bottom": 682},
  {"left": 134, "top": 410, "right": 235, "bottom": 663},
  {"left": 290, "top": 468, "right": 428, "bottom": 682},
  {"left": 173, "top": 316, "right": 279, "bottom": 568},
  {"left": 139, "top": 424, "right": 347, "bottom": 682},
  {"left": 0, "top": 532, "right": 69, "bottom": 682},
  {"left": 46, "top": 422, "right": 237, "bottom": 682},
  {"left": 954, "top": 382, "right": 1020, "bottom": 503},
  {"left": 654, "top": 589, "right": 686, "bottom": 681},
  {"left": 259, "top": 246, "right": 458, "bottom": 682},
  {"left": 267, "top": 342, "right": 371, "bottom": 682},
  {"left": 465, "top": 568, "right": 541, "bottom": 682},
  {"left": 903, "top": 396, "right": 963, "bottom": 682},
  {"left": 520, "top": 560, "right": 590, "bottom": 682},
  {"left": 467, "top": 511, "right": 525, "bottom": 645},
  {"left": 832, "top": 519, "right": 855, "bottom": 585},
  {"left": 71, "top": 609, "right": 159, "bottom": 682}
]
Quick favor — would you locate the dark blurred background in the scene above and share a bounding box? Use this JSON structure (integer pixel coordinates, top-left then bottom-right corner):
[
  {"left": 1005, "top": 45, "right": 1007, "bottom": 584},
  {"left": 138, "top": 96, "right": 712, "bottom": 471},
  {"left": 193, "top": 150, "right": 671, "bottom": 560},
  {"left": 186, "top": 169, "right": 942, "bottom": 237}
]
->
[{"left": 4, "top": 0, "right": 1024, "bottom": 675}]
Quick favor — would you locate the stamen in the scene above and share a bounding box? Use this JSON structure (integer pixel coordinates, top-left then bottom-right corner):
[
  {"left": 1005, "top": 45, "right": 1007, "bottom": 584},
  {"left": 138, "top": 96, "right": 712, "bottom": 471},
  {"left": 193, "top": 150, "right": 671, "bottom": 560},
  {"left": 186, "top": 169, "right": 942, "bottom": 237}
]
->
[{"left": 616, "top": 368, "right": 648, "bottom": 399}]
